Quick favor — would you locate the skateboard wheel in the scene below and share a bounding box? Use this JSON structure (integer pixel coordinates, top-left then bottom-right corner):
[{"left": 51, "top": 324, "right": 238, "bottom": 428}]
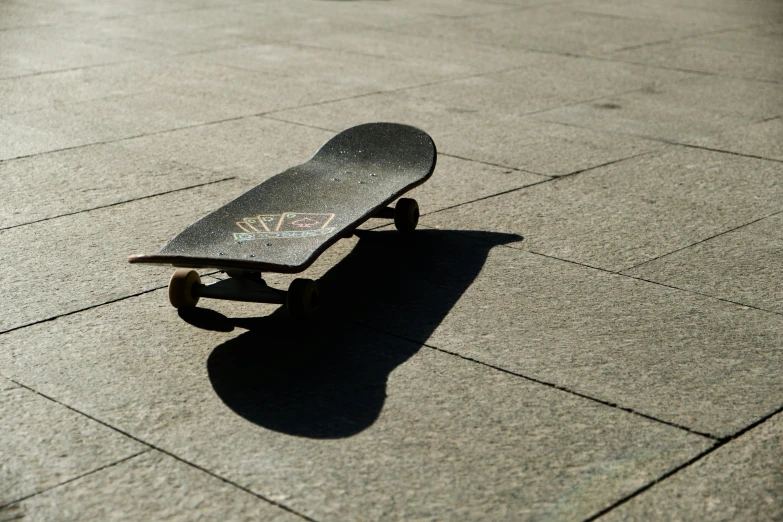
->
[
  {"left": 394, "top": 198, "right": 419, "bottom": 233},
  {"left": 168, "top": 269, "right": 201, "bottom": 309},
  {"left": 287, "top": 278, "right": 320, "bottom": 320}
]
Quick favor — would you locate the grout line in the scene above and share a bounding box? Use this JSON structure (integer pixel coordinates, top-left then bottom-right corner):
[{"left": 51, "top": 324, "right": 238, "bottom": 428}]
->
[
  {"left": 0, "top": 450, "right": 153, "bottom": 509},
  {"left": 5, "top": 379, "right": 318, "bottom": 522},
  {"left": 534, "top": 118, "right": 783, "bottom": 164},
  {"left": 422, "top": 151, "right": 655, "bottom": 217},
  {"left": 621, "top": 208, "right": 783, "bottom": 273},
  {"left": 523, "top": 249, "right": 783, "bottom": 316},
  {"left": 353, "top": 319, "right": 720, "bottom": 441},
  {"left": 610, "top": 22, "right": 774, "bottom": 54},
  {"left": 0, "top": 177, "right": 236, "bottom": 232},
  {"left": 584, "top": 402, "right": 783, "bottom": 521},
  {"left": 0, "top": 287, "right": 166, "bottom": 335}
]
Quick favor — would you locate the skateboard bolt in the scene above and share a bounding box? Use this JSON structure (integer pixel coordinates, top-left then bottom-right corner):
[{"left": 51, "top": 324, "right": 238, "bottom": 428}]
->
[
  {"left": 248, "top": 254, "right": 255, "bottom": 258},
  {"left": 218, "top": 252, "right": 225, "bottom": 255},
  {"left": 265, "top": 242, "right": 272, "bottom": 246},
  {"left": 359, "top": 180, "right": 366, "bottom": 184},
  {"left": 332, "top": 178, "right": 340, "bottom": 181}
]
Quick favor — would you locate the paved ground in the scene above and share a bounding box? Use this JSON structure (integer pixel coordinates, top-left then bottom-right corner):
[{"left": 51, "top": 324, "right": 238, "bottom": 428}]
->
[{"left": 1, "top": 0, "right": 782, "bottom": 520}]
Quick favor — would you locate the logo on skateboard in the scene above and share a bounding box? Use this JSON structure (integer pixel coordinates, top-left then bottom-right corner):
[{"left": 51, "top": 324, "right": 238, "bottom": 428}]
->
[{"left": 234, "top": 213, "right": 336, "bottom": 241}]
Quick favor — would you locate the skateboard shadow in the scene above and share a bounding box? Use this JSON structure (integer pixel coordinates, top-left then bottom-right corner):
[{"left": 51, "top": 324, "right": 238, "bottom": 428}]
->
[{"left": 198, "top": 229, "right": 521, "bottom": 438}]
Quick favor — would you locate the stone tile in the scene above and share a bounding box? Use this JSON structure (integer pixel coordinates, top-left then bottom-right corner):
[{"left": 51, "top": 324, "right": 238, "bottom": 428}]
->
[
  {"left": 290, "top": 27, "right": 528, "bottom": 79},
  {"left": 0, "top": 60, "right": 167, "bottom": 117},
  {"left": 118, "top": 116, "right": 332, "bottom": 183},
  {"left": 277, "top": 52, "right": 693, "bottom": 122},
  {"left": 535, "top": 75, "right": 783, "bottom": 145},
  {"left": 0, "top": 385, "right": 144, "bottom": 506},
  {"left": 609, "top": 24, "right": 783, "bottom": 83},
  {"left": 602, "top": 412, "right": 783, "bottom": 521},
  {"left": 390, "top": 5, "right": 715, "bottom": 55},
  {"left": 1, "top": 141, "right": 224, "bottom": 230},
  {"left": 0, "top": 290, "right": 711, "bottom": 520},
  {"left": 423, "top": 146, "right": 783, "bottom": 272},
  {"left": 626, "top": 213, "right": 783, "bottom": 314},
  {"left": 196, "top": 42, "right": 446, "bottom": 95},
  {"left": 406, "top": 155, "right": 547, "bottom": 212},
  {"left": 3, "top": 451, "right": 301, "bottom": 522},
  {"left": 567, "top": 0, "right": 756, "bottom": 35},
  {"left": 0, "top": 180, "right": 240, "bottom": 332},
  {"left": 642, "top": 0, "right": 783, "bottom": 23},
  {"left": 273, "top": 54, "right": 683, "bottom": 174},
  {"left": 697, "top": 117, "right": 783, "bottom": 161},
  {"left": 0, "top": 28, "right": 141, "bottom": 73},
  {"left": 0, "top": 60, "right": 343, "bottom": 160},
  {"left": 337, "top": 230, "right": 783, "bottom": 438}
]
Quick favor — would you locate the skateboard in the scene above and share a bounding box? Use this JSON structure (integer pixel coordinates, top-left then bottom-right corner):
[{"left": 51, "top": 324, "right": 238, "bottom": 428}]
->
[{"left": 129, "top": 122, "right": 437, "bottom": 319}]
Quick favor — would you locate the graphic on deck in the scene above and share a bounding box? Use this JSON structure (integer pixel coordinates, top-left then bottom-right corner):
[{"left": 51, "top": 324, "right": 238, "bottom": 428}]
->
[{"left": 234, "top": 213, "right": 336, "bottom": 241}]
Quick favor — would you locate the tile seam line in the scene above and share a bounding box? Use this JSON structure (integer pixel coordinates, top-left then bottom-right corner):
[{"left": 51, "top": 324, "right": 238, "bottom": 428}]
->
[
  {"left": 0, "top": 450, "right": 153, "bottom": 510},
  {"left": 377, "top": 22, "right": 783, "bottom": 85},
  {"left": 3, "top": 380, "right": 318, "bottom": 522},
  {"left": 522, "top": 249, "right": 783, "bottom": 317},
  {"left": 261, "top": 115, "right": 552, "bottom": 177},
  {"left": 584, "top": 402, "right": 783, "bottom": 521},
  {"left": 0, "top": 287, "right": 166, "bottom": 336},
  {"left": 0, "top": 272, "right": 222, "bottom": 336},
  {"left": 418, "top": 151, "right": 656, "bottom": 218},
  {"left": 0, "top": 0, "right": 259, "bottom": 34},
  {"left": 533, "top": 118, "right": 783, "bottom": 164},
  {"left": 351, "top": 318, "right": 720, "bottom": 441},
  {"left": 0, "top": 177, "right": 236, "bottom": 232},
  {"left": 0, "top": 61, "right": 536, "bottom": 165},
  {"left": 610, "top": 21, "right": 773, "bottom": 53},
  {"left": 621, "top": 208, "right": 783, "bottom": 273}
]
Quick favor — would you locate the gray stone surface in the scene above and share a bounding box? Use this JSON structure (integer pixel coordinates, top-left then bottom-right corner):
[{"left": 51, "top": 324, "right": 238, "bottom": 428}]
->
[
  {"left": 601, "top": 412, "right": 783, "bottom": 522},
  {"left": 696, "top": 116, "right": 783, "bottom": 162},
  {"left": 626, "top": 212, "right": 783, "bottom": 314},
  {"left": 1, "top": 141, "right": 224, "bottom": 229},
  {"left": 3, "top": 0, "right": 783, "bottom": 518},
  {"left": 536, "top": 75, "right": 783, "bottom": 145},
  {"left": 0, "top": 383, "right": 144, "bottom": 506},
  {"left": 332, "top": 229, "right": 783, "bottom": 438},
  {"left": 424, "top": 146, "right": 783, "bottom": 272},
  {"left": 1, "top": 451, "right": 302, "bottom": 522},
  {"left": 610, "top": 24, "right": 783, "bottom": 84},
  {"left": 0, "top": 291, "right": 711, "bottom": 521},
  {"left": 0, "top": 181, "right": 236, "bottom": 332}
]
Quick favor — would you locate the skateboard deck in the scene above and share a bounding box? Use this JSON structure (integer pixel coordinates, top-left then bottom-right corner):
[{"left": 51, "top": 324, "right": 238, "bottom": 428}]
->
[{"left": 129, "top": 122, "right": 436, "bottom": 274}]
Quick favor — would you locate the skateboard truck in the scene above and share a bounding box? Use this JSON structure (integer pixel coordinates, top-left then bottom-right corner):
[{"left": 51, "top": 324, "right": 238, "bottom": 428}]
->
[
  {"left": 168, "top": 269, "right": 319, "bottom": 320},
  {"left": 166, "top": 197, "right": 419, "bottom": 320}
]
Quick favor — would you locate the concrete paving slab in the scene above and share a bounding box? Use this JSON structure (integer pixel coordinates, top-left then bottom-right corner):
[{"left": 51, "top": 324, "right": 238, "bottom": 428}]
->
[
  {"left": 119, "top": 116, "right": 546, "bottom": 208},
  {"left": 1, "top": 451, "right": 301, "bottom": 522},
  {"left": 645, "top": 0, "right": 783, "bottom": 23},
  {"left": 390, "top": 5, "right": 716, "bottom": 55},
  {"left": 195, "top": 42, "right": 450, "bottom": 94},
  {"left": 423, "top": 146, "right": 783, "bottom": 272},
  {"left": 1, "top": 142, "right": 224, "bottom": 230},
  {"left": 696, "top": 116, "right": 783, "bottom": 162},
  {"left": 0, "top": 384, "right": 144, "bottom": 506},
  {"left": 0, "top": 180, "right": 238, "bottom": 333},
  {"left": 0, "top": 290, "right": 712, "bottom": 521},
  {"left": 0, "top": 28, "right": 141, "bottom": 74},
  {"left": 566, "top": 0, "right": 759, "bottom": 34},
  {"left": 289, "top": 27, "right": 530, "bottom": 79},
  {"left": 535, "top": 75, "right": 783, "bottom": 145},
  {"left": 626, "top": 212, "right": 783, "bottom": 314},
  {"left": 337, "top": 230, "right": 783, "bottom": 438},
  {"left": 276, "top": 52, "right": 693, "bottom": 123},
  {"left": 601, "top": 412, "right": 783, "bottom": 521},
  {"left": 0, "top": 60, "right": 345, "bottom": 160},
  {"left": 609, "top": 24, "right": 783, "bottom": 83}
]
